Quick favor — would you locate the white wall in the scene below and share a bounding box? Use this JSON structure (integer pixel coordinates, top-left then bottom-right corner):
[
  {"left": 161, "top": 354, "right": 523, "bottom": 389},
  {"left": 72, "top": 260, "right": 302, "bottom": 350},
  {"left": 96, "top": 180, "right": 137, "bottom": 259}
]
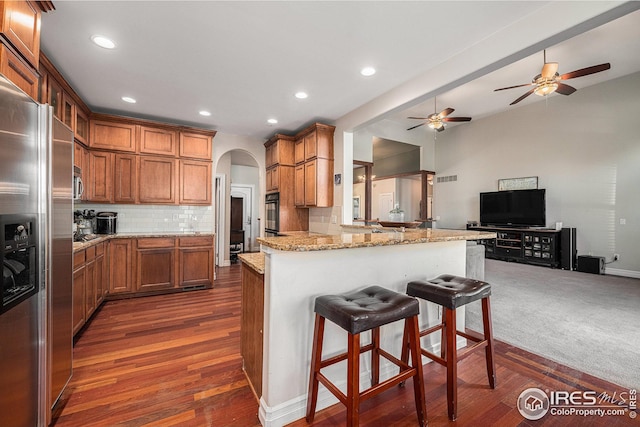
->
[{"left": 434, "top": 72, "right": 640, "bottom": 276}]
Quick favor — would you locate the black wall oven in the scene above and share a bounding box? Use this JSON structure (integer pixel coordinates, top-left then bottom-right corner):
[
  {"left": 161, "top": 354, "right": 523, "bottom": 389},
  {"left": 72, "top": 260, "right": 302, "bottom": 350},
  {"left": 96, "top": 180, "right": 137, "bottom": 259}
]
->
[
  {"left": 1, "top": 214, "right": 38, "bottom": 314},
  {"left": 265, "top": 193, "right": 279, "bottom": 237}
]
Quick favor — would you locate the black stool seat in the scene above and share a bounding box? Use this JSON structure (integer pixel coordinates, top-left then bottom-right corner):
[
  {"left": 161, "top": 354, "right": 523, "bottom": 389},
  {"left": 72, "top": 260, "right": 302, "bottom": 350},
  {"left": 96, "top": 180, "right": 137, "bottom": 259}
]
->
[
  {"left": 407, "top": 274, "right": 491, "bottom": 309},
  {"left": 315, "top": 285, "right": 419, "bottom": 334}
]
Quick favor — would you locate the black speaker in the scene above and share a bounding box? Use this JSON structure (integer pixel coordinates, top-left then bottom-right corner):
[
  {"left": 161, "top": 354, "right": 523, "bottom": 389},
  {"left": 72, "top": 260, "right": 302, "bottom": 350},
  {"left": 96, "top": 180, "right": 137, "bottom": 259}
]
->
[
  {"left": 577, "top": 255, "right": 605, "bottom": 274},
  {"left": 560, "top": 227, "right": 577, "bottom": 270}
]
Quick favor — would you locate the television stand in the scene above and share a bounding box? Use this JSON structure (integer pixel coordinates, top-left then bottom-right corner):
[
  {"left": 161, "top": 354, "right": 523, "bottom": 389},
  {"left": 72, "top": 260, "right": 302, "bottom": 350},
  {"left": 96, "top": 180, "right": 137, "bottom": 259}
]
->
[{"left": 468, "top": 226, "right": 562, "bottom": 268}]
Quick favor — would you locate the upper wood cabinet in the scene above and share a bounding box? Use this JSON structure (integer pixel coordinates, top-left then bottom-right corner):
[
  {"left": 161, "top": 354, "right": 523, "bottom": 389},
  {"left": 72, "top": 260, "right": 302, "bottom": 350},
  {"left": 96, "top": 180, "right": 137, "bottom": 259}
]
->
[
  {"left": 75, "top": 107, "right": 89, "bottom": 145},
  {"left": 113, "top": 153, "right": 137, "bottom": 204},
  {"left": 88, "top": 151, "right": 113, "bottom": 203},
  {"left": 0, "top": 0, "right": 41, "bottom": 68},
  {"left": 90, "top": 119, "right": 137, "bottom": 152},
  {"left": 138, "top": 156, "right": 177, "bottom": 204},
  {"left": 265, "top": 134, "right": 295, "bottom": 168},
  {"left": 140, "top": 125, "right": 177, "bottom": 157},
  {"left": 179, "top": 131, "right": 213, "bottom": 160},
  {"left": 0, "top": 44, "right": 38, "bottom": 98},
  {"left": 295, "top": 138, "right": 305, "bottom": 165},
  {"left": 179, "top": 159, "right": 211, "bottom": 205},
  {"left": 62, "top": 91, "right": 75, "bottom": 130}
]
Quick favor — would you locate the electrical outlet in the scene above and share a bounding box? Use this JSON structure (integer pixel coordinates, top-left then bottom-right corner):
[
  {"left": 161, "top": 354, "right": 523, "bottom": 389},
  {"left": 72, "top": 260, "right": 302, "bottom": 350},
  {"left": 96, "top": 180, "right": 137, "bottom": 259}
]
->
[{"left": 614, "top": 254, "right": 620, "bottom": 261}]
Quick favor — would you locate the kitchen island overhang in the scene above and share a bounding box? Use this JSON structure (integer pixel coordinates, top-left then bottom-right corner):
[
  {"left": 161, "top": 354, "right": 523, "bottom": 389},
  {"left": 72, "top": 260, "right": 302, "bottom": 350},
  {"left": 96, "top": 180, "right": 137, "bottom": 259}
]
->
[{"left": 254, "top": 229, "right": 496, "bottom": 427}]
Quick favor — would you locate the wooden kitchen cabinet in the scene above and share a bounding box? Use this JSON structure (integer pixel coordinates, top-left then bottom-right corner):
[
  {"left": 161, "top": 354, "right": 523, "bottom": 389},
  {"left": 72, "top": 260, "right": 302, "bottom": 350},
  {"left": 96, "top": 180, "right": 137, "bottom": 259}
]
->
[
  {"left": 179, "top": 159, "right": 211, "bottom": 205},
  {"left": 294, "top": 137, "right": 305, "bottom": 164},
  {"left": 109, "top": 239, "right": 135, "bottom": 294},
  {"left": 294, "top": 164, "right": 305, "bottom": 206},
  {"left": 95, "top": 242, "right": 107, "bottom": 305},
  {"left": 72, "top": 250, "right": 86, "bottom": 336},
  {"left": 88, "top": 151, "right": 113, "bottom": 203},
  {"left": 90, "top": 118, "right": 137, "bottom": 152},
  {"left": 136, "top": 238, "right": 176, "bottom": 292},
  {"left": 62, "top": 92, "right": 75, "bottom": 130},
  {"left": 293, "top": 123, "right": 335, "bottom": 207},
  {"left": 178, "top": 236, "right": 214, "bottom": 289},
  {"left": 140, "top": 125, "right": 177, "bottom": 157},
  {"left": 113, "top": 153, "right": 137, "bottom": 203},
  {"left": 266, "top": 165, "right": 281, "bottom": 193},
  {"left": 0, "top": 0, "right": 41, "bottom": 68},
  {"left": 74, "top": 107, "right": 89, "bottom": 145},
  {"left": 240, "top": 261, "right": 264, "bottom": 398},
  {"left": 84, "top": 245, "right": 97, "bottom": 320},
  {"left": 139, "top": 156, "right": 177, "bottom": 204},
  {"left": 179, "top": 131, "right": 212, "bottom": 160},
  {"left": 0, "top": 44, "right": 39, "bottom": 99},
  {"left": 303, "top": 158, "right": 333, "bottom": 207}
]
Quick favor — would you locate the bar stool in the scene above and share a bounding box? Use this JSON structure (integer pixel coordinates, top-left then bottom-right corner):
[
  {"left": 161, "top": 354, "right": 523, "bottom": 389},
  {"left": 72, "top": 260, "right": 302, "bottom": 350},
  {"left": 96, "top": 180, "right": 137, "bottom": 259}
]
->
[
  {"left": 402, "top": 274, "right": 496, "bottom": 421},
  {"left": 306, "top": 285, "right": 427, "bottom": 427}
]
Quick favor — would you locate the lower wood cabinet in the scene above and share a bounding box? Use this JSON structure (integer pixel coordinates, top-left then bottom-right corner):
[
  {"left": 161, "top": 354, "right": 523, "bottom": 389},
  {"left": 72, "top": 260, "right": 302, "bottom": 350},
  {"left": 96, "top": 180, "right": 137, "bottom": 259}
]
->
[
  {"left": 241, "top": 261, "right": 264, "bottom": 398},
  {"left": 109, "top": 238, "right": 134, "bottom": 294},
  {"left": 72, "top": 251, "right": 86, "bottom": 336},
  {"left": 72, "top": 242, "right": 107, "bottom": 336},
  {"left": 178, "top": 236, "right": 214, "bottom": 289},
  {"left": 136, "top": 238, "right": 176, "bottom": 292}
]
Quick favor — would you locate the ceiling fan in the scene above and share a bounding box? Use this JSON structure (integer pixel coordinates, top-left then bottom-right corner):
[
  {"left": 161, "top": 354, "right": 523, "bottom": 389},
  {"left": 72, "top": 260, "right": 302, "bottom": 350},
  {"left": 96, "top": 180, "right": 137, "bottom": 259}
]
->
[
  {"left": 407, "top": 98, "right": 472, "bottom": 132},
  {"left": 494, "top": 50, "right": 611, "bottom": 105}
]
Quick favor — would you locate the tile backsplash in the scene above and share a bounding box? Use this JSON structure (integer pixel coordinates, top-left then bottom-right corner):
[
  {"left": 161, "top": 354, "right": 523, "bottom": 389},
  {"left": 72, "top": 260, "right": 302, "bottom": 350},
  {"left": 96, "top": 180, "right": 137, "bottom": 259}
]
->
[{"left": 77, "top": 204, "right": 214, "bottom": 233}]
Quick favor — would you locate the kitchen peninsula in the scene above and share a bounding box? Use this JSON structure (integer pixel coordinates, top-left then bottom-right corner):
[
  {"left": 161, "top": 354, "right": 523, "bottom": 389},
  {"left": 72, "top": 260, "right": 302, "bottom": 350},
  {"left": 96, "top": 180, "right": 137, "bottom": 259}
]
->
[{"left": 243, "top": 228, "right": 495, "bottom": 427}]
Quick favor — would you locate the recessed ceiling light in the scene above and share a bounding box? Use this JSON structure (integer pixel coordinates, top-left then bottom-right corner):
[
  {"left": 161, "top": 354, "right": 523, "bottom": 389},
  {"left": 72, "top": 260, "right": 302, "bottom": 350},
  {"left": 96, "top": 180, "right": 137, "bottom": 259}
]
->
[
  {"left": 360, "top": 67, "right": 376, "bottom": 77},
  {"left": 121, "top": 96, "right": 136, "bottom": 104},
  {"left": 199, "top": 110, "right": 211, "bottom": 117},
  {"left": 91, "top": 35, "right": 116, "bottom": 49},
  {"left": 267, "top": 118, "right": 278, "bottom": 124},
  {"left": 295, "top": 91, "right": 308, "bottom": 99}
]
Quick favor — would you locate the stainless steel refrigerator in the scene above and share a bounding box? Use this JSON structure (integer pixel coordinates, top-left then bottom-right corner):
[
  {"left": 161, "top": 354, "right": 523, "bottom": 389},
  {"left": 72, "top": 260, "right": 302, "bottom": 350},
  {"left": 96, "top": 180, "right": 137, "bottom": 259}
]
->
[{"left": 0, "top": 74, "right": 73, "bottom": 426}]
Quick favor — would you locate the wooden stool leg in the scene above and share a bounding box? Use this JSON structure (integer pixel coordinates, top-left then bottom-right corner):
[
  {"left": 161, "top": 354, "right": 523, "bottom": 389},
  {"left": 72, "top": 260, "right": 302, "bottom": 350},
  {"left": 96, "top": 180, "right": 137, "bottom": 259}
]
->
[
  {"left": 482, "top": 297, "right": 497, "bottom": 389},
  {"left": 445, "top": 307, "right": 458, "bottom": 421},
  {"left": 440, "top": 310, "right": 447, "bottom": 359},
  {"left": 346, "top": 332, "right": 361, "bottom": 427},
  {"left": 407, "top": 316, "right": 428, "bottom": 427},
  {"left": 371, "top": 327, "right": 380, "bottom": 386},
  {"left": 306, "top": 314, "right": 325, "bottom": 423}
]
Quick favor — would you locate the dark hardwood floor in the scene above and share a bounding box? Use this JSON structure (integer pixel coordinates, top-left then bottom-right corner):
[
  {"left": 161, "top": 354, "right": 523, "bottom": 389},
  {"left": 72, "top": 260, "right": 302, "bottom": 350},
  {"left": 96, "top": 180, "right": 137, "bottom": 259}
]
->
[{"left": 52, "top": 264, "right": 636, "bottom": 427}]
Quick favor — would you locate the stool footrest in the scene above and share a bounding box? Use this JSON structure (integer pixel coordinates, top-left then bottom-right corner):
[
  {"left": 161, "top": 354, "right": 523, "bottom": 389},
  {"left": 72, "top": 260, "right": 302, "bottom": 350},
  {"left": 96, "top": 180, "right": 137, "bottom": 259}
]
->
[{"left": 319, "top": 342, "right": 375, "bottom": 369}]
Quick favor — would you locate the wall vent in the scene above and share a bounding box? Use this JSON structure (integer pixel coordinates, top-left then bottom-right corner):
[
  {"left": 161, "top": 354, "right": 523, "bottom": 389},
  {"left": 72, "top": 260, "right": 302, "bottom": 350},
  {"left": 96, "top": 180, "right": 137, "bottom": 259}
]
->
[{"left": 436, "top": 175, "right": 457, "bottom": 183}]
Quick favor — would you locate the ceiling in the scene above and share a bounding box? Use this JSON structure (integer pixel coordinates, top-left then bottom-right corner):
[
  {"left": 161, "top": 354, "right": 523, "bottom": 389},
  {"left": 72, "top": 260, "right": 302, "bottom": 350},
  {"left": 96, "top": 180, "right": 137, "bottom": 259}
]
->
[{"left": 40, "top": 2, "right": 640, "bottom": 142}]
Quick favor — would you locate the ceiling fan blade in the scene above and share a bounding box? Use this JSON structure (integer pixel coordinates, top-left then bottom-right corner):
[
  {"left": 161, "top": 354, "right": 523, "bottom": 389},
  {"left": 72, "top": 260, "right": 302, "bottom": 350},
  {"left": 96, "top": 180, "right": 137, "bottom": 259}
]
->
[
  {"left": 438, "top": 108, "right": 455, "bottom": 118},
  {"left": 407, "top": 116, "right": 429, "bottom": 120},
  {"left": 443, "top": 117, "right": 472, "bottom": 122},
  {"left": 555, "top": 82, "right": 577, "bottom": 95},
  {"left": 494, "top": 83, "right": 534, "bottom": 92},
  {"left": 559, "top": 63, "right": 610, "bottom": 80},
  {"left": 541, "top": 62, "right": 559, "bottom": 78},
  {"left": 407, "top": 122, "right": 426, "bottom": 131},
  {"left": 510, "top": 88, "right": 536, "bottom": 105}
]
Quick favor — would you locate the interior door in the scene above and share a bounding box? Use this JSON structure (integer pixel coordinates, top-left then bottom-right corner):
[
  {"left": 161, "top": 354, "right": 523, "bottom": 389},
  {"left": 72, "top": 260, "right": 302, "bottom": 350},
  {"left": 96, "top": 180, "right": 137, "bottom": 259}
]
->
[
  {"left": 230, "top": 185, "right": 253, "bottom": 252},
  {"left": 378, "top": 192, "right": 394, "bottom": 221}
]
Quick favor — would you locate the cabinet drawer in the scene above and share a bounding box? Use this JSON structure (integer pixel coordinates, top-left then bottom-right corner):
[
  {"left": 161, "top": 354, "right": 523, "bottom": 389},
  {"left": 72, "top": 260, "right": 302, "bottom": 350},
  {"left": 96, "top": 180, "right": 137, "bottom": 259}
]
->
[
  {"left": 85, "top": 245, "right": 96, "bottom": 261},
  {"left": 73, "top": 250, "right": 85, "bottom": 270},
  {"left": 179, "top": 236, "right": 213, "bottom": 247},
  {"left": 137, "top": 237, "right": 175, "bottom": 249}
]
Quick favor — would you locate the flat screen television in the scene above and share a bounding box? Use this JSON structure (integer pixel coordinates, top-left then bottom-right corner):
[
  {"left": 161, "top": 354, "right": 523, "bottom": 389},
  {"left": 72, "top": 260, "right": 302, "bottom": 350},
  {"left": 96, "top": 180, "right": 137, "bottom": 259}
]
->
[{"left": 479, "top": 189, "right": 546, "bottom": 227}]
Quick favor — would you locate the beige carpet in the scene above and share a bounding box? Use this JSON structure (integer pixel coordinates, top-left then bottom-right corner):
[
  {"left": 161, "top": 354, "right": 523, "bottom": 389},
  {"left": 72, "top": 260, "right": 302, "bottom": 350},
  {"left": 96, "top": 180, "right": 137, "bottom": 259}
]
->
[{"left": 465, "top": 259, "right": 640, "bottom": 390}]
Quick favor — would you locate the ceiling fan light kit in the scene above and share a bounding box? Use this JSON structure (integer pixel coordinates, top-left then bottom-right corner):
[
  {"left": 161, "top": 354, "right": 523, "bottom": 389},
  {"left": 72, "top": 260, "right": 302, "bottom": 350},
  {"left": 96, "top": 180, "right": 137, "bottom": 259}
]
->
[{"left": 407, "top": 97, "right": 471, "bottom": 133}]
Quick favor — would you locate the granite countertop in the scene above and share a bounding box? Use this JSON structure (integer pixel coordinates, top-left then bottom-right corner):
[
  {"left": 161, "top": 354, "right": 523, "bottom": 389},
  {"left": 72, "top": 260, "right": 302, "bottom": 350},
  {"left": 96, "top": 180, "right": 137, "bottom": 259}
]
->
[
  {"left": 256, "top": 229, "right": 496, "bottom": 252},
  {"left": 73, "top": 232, "right": 214, "bottom": 252},
  {"left": 238, "top": 252, "right": 265, "bottom": 274}
]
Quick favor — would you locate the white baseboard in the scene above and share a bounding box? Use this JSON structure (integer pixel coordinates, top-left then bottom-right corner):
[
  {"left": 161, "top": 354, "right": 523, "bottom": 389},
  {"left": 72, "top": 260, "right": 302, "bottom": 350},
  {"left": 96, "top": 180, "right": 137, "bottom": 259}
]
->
[{"left": 605, "top": 267, "right": 640, "bottom": 279}]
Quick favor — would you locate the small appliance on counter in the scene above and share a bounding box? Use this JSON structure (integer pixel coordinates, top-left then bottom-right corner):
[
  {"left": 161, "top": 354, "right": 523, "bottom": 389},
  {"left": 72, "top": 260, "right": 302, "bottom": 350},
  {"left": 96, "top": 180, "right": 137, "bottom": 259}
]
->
[{"left": 96, "top": 212, "right": 117, "bottom": 234}]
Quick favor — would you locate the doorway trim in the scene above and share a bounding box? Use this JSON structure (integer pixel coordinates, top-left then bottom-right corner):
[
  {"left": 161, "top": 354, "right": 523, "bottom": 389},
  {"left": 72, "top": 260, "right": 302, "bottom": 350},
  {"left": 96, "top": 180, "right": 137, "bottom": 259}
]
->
[
  {"left": 230, "top": 184, "right": 255, "bottom": 252},
  {"left": 215, "top": 173, "right": 227, "bottom": 267}
]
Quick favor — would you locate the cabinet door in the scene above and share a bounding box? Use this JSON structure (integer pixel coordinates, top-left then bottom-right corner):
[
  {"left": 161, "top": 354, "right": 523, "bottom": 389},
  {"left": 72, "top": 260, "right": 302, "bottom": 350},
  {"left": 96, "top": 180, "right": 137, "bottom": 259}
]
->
[
  {"left": 73, "top": 142, "right": 83, "bottom": 170},
  {"left": 137, "top": 248, "right": 175, "bottom": 291},
  {"left": 114, "top": 154, "right": 137, "bottom": 203},
  {"left": 109, "top": 239, "right": 134, "bottom": 294},
  {"left": 139, "top": 126, "right": 177, "bottom": 156},
  {"left": 90, "top": 120, "right": 137, "bottom": 152},
  {"left": 179, "top": 246, "right": 213, "bottom": 288},
  {"left": 241, "top": 264, "right": 264, "bottom": 396},
  {"left": 294, "top": 164, "right": 305, "bottom": 206},
  {"left": 46, "top": 73, "right": 63, "bottom": 119},
  {"left": 179, "top": 160, "right": 211, "bottom": 205},
  {"left": 84, "top": 258, "right": 96, "bottom": 320},
  {"left": 265, "top": 144, "right": 274, "bottom": 168},
  {"left": 0, "top": 45, "right": 39, "bottom": 99},
  {"left": 72, "top": 266, "right": 85, "bottom": 335},
  {"left": 270, "top": 166, "right": 279, "bottom": 192},
  {"left": 295, "top": 138, "right": 305, "bottom": 164},
  {"left": 75, "top": 107, "right": 89, "bottom": 145},
  {"left": 88, "top": 151, "right": 113, "bottom": 203},
  {"left": 0, "top": 0, "right": 41, "bottom": 67},
  {"left": 95, "top": 243, "right": 106, "bottom": 305},
  {"left": 179, "top": 132, "right": 212, "bottom": 160},
  {"left": 139, "top": 156, "right": 177, "bottom": 204},
  {"left": 304, "top": 131, "right": 317, "bottom": 161},
  {"left": 62, "top": 93, "right": 75, "bottom": 130},
  {"left": 304, "top": 160, "right": 316, "bottom": 206}
]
